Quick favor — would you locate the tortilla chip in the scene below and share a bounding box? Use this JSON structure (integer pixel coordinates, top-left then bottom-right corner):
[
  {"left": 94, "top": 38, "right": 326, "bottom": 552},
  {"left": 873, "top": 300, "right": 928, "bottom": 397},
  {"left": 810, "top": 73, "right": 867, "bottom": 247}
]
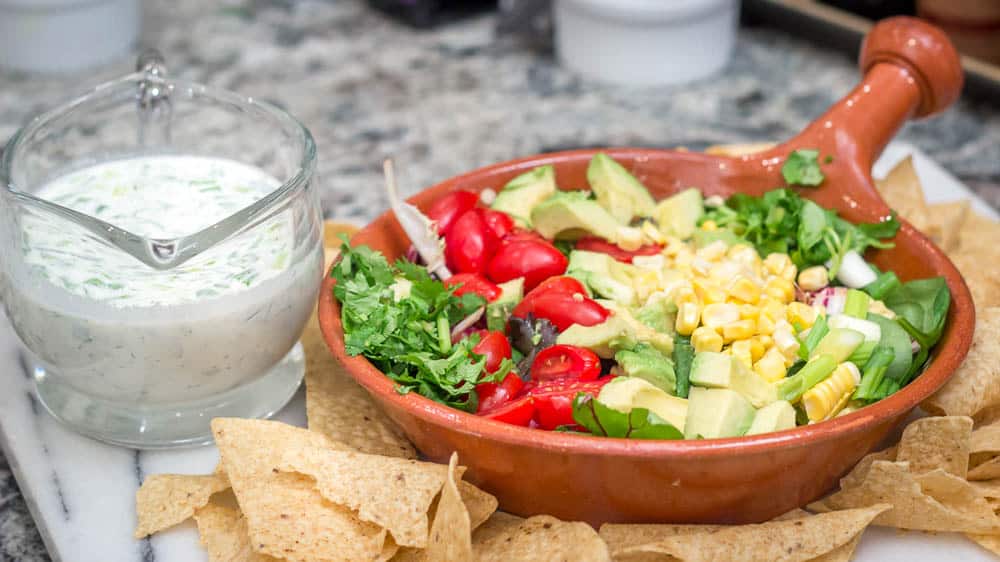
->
[
  {"left": 424, "top": 453, "right": 474, "bottom": 562},
  {"left": 458, "top": 480, "right": 499, "bottom": 530},
  {"left": 875, "top": 156, "right": 930, "bottom": 230},
  {"left": 212, "top": 418, "right": 389, "bottom": 562},
  {"left": 277, "top": 446, "right": 451, "bottom": 548},
  {"left": 923, "top": 308, "right": 1000, "bottom": 417},
  {"left": 475, "top": 515, "right": 611, "bottom": 562},
  {"left": 949, "top": 253, "right": 1000, "bottom": 310},
  {"left": 303, "top": 317, "right": 415, "bottom": 460},
  {"left": 839, "top": 446, "right": 897, "bottom": 490},
  {"left": 970, "top": 457, "right": 1000, "bottom": 481},
  {"left": 968, "top": 534, "right": 1000, "bottom": 557},
  {"left": 972, "top": 421, "right": 1000, "bottom": 457},
  {"left": 134, "top": 473, "right": 231, "bottom": 538},
  {"left": 809, "top": 461, "right": 1000, "bottom": 533},
  {"left": 895, "top": 416, "right": 972, "bottom": 477},
  {"left": 616, "top": 504, "right": 887, "bottom": 562},
  {"left": 705, "top": 142, "right": 777, "bottom": 157},
  {"left": 925, "top": 200, "right": 971, "bottom": 253},
  {"left": 470, "top": 511, "right": 525, "bottom": 544},
  {"left": 193, "top": 503, "right": 281, "bottom": 562}
]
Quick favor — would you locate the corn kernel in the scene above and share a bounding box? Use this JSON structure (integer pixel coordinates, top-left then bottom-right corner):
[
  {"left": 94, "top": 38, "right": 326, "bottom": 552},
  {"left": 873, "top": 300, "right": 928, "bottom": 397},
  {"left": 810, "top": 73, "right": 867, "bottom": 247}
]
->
[
  {"left": 709, "top": 261, "right": 741, "bottom": 284},
  {"left": 763, "top": 253, "right": 793, "bottom": 276},
  {"left": 696, "top": 240, "right": 728, "bottom": 262},
  {"left": 747, "top": 337, "right": 766, "bottom": 362},
  {"left": 756, "top": 313, "right": 776, "bottom": 336},
  {"left": 672, "top": 247, "right": 693, "bottom": 269},
  {"left": 691, "top": 326, "right": 724, "bottom": 353},
  {"left": 786, "top": 302, "right": 818, "bottom": 329},
  {"left": 728, "top": 276, "right": 761, "bottom": 304},
  {"left": 759, "top": 298, "right": 785, "bottom": 321},
  {"left": 617, "top": 226, "right": 644, "bottom": 252},
  {"left": 801, "top": 363, "right": 861, "bottom": 421},
  {"left": 772, "top": 320, "right": 801, "bottom": 361},
  {"left": 722, "top": 319, "right": 756, "bottom": 343},
  {"left": 738, "top": 304, "right": 760, "bottom": 320},
  {"left": 730, "top": 340, "right": 754, "bottom": 370},
  {"left": 701, "top": 303, "right": 741, "bottom": 329},
  {"left": 756, "top": 334, "right": 774, "bottom": 349},
  {"left": 662, "top": 236, "right": 685, "bottom": 257},
  {"left": 754, "top": 347, "right": 788, "bottom": 382},
  {"left": 675, "top": 302, "right": 700, "bottom": 335},
  {"left": 780, "top": 263, "right": 798, "bottom": 282},
  {"left": 641, "top": 221, "right": 667, "bottom": 245},
  {"left": 764, "top": 277, "right": 795, "bottom": 303},
  {"left": 797, "top": 265, "right": 829, "bottom": 292},
  {"left": 728, "top": 245, "right": 761, "bottom": 269},
  {"left": 693, "top": 278, "right": 727, "bottom": 305},
  {"left": 701, "top": 220, "right": 718, "bottom": 231},
  {"left": 673, "top": 285, "right": 698, "bottom": 306}
]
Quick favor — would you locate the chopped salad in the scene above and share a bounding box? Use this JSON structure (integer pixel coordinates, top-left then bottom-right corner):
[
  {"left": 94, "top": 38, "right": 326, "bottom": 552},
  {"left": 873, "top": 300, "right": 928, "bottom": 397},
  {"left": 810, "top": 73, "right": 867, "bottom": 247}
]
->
[{"left": 332, "top": 152, "right": 950, "bottom": 440}]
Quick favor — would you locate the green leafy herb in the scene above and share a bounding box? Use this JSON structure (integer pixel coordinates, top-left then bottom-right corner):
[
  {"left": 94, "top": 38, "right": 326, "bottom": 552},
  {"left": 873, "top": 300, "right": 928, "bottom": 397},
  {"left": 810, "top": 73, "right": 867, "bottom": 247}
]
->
[
  {"left": 672, "top": 335, "right": 694, "bottom": 398},
  {"left": 700, "top": 188, "right": 900, "bottom": 269},
  {"left": 885, "top": 277, "right": 950, "bottom": 349},
  {"left": 331, "top": 241, "right": 499, "bottom": 411},
  {"left": 572, "top": 395, "right": 683, "bottom": 440},
  {"left": 781, "top": 149, "right": 825, "bottom": 187}
]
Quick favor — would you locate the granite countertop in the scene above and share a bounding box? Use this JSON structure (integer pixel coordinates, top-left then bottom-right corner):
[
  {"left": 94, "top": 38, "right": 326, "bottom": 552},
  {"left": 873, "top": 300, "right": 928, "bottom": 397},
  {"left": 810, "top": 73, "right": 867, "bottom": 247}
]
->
[{"left": 1, "top": 1, "right": 998, "bottom": 559}]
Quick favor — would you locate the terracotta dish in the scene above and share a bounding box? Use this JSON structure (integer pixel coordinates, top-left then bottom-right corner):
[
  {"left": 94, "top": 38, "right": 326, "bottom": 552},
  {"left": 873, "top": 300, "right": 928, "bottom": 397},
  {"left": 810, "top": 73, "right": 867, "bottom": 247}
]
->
[{"left": 319, "top": 17, "right": 974, "bottom": 525}]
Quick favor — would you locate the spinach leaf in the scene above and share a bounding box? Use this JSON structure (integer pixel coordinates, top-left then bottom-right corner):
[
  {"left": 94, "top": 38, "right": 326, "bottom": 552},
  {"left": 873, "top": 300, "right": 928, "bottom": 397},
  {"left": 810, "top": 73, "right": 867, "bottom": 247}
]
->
[
  {"left": 866, "top": 313, "right": 913, "bottom": 382},
  {"left": 885, "top": 277, "right": 950, "bottom": 348},
  {"left": 781, "top": 149, "right": 825, "bottom": 187},
  {"left": 572, "top": 395, "right": 683, "bottom": 440}
]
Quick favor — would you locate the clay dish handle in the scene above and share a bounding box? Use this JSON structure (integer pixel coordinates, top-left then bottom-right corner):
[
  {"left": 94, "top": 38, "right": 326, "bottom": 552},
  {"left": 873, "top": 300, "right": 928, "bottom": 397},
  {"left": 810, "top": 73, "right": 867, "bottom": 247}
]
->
[{"left": 761, "top": 16, "right": 963, "bottom": 217}]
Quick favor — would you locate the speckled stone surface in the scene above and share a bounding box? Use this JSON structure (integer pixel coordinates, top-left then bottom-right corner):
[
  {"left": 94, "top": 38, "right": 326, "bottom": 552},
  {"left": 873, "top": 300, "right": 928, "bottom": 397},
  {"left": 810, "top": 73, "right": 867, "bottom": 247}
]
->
[{"left": 0, "top": 1, "right": 997, "bottom": 559}]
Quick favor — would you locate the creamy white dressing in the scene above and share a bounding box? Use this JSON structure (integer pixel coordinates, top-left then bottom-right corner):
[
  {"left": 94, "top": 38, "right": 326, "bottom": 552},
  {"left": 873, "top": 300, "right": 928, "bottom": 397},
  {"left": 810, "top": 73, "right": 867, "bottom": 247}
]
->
[
  {"left": 21, "top": 155, "right": 293, "bottom": 307},
  {"left": 4, "top": 155, "right": 323, "bottom": 404}
]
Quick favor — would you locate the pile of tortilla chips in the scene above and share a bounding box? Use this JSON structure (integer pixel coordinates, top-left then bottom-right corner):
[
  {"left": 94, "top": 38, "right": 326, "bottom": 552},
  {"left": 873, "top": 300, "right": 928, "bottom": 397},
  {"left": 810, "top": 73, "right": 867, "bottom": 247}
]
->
[{"left": 135, "top": 153, "right": 1000, "bottom": 561}]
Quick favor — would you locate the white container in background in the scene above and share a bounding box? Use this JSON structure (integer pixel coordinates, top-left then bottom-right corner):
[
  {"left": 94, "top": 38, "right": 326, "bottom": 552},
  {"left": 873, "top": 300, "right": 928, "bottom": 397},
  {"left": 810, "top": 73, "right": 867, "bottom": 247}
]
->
[
  {"left": 554, "top": 0, "right": 740, "bottom": 86},
  {"left": 0, "top": 0, "right": 140, "bottom": 73}
]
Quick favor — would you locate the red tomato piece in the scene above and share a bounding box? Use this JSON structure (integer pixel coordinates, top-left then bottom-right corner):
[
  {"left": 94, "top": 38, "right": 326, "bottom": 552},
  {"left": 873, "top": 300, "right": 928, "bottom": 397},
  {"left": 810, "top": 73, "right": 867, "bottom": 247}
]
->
[
  {"left": 445, "top": 209, "right": 499, "bottom": 274},
  {"left": 500, "top": 228, "right": 546, "bottom": 246},
  {"left": 575, "top": 237, "right": 663, "bottom": 264},
  {"left": 481, "top": 396, "right": 534, "bottom": 426},
  {"left": 471, "top": 330, "right": 512, "bottom": 374},
  {"left": 444, "top": 273, "right": 502, "bottom": 302},
  {"left": 476, "top": 372, "right": 525, "bottom": 413},
  {"left": 530, "top": 345, "right": 602, "bottom": 382},
  {"left": 426, "top": 190, "right": 479, "bottom": 235},
  {"left": 486, "top": 239, "right": 568, "bottom": 291},
  {"left": 529, "top": 378, "right": 613, "bottom": 430},
  {"left": 481, "top": 209, "right": 515, "bottom": 240},
  {"left": 524, "top": 275, "right": 588, "bottom": 298},
  {"left": 513, "top": 291, "right": 609, "bottom": 331}
]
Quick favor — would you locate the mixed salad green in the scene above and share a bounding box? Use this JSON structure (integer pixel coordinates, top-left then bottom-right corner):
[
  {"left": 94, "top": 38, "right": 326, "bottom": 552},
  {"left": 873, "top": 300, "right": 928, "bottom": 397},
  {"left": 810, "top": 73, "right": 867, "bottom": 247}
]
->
[{"left": 332, "top": 152, "right": 950, "bottom": 440}]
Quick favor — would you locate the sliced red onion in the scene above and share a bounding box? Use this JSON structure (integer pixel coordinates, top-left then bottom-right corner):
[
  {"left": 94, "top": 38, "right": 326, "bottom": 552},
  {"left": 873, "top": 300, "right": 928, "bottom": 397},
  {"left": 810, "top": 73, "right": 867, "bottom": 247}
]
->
[
  {"left": 404, "top": 245, "right": 421, "bottom": 264},
  {"left": 451, "top": 306, "right": 485, "bottom": 341},
  {"left": 804, "top": 286, "right": 848, "bottom": 316}
]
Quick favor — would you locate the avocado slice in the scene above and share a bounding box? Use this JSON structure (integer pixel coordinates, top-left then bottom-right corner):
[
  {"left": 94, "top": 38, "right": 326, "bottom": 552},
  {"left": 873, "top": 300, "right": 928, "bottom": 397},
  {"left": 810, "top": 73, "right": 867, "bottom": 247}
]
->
[
  {"left": 684, "top": 387, "right": 756, "bottom": 439},
  {"left": 587, "top": 153, "right": 657, "bottom": 224},
  {"left": 653, "top": 188, "right": 704, "bottom": 239},
  {"left": 557, "top": 314, "right": 637, "bottom": 358},
  {"left": 485, "top": 277, "right": 524, "bottom": 332},
  {"left": 689, "top": 351, "right": 777, "bottom": 408},
  {"left": 614, "top": 344, "right": 677, "bottom": 395},
  {"left": 634, "top": 296, "right": 677, "bottom": 334},
  {"left": 491, "top": 165, "right": 557, "bottom": 227},
  {"left": 531, "top": 191, "right": 622, "bottom": 242},
  {"left": 597, "top": 377, "right": 688, "bottom": 432},
  {"left": 745, "top": 400, "right": 797, "bottom": 435},
  {"left": 566, "top": 250, "right": 636, "bottom": 306},
  {"left": 692, "top": 228, "right": 744, "bottom": 248}
]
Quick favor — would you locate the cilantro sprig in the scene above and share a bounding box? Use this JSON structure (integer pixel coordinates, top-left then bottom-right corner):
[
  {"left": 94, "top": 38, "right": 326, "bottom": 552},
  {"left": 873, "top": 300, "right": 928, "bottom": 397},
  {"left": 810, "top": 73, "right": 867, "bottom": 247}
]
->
[
  {"left": 700, "top": 188, "right": 899, "bottom": 270},
  {"left": 781, "top": 149, "right": 826, "bottom": 187},
  {"left": 331, "top": 241, "right": 509, "bottom": 411}
]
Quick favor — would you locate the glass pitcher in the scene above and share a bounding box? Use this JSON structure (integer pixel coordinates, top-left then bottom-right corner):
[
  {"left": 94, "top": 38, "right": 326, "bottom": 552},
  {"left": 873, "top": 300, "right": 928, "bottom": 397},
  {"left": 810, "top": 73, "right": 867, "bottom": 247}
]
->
[{"left": 0, "top": 52, "right": 324, "bottom": 448}]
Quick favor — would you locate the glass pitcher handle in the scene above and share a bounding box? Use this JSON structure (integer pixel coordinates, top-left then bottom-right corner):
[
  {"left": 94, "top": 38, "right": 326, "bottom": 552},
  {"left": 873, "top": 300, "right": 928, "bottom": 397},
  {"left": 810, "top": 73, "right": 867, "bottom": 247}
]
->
[{"left": 136, "top": 49, "right": 172, "bottom": 147}]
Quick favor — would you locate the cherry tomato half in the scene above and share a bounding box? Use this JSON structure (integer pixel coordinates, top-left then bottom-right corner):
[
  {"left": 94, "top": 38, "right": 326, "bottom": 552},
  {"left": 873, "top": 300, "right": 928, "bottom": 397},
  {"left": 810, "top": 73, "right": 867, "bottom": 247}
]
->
[
  {"left": 500, "top": 228, "right": 546, "bottom": 246},
  {"left": 528, "top": 378, "right": 613, "bottom": 430},
  {"left": 444, "top": 273, "right": 502, "bottom": 302},
  {"left": 513, "top": 291, "right": 609, "bottom": 332},
  {"left": 426, "top": 190, "right": 479, "bottom": 235},
  {"left": 575, "top": 237, "right": 663, "bottom": 264},
  {"left": 486, "top": 239, "right": 568, "bottom": 291},
  {"left": 530, "top": 344, "right": 601, "bottom": 382},
  {"left": 481, "top": 396, "right": 534, "bottom": 426},
  {"left": 471, "top": 330, "right": 512, "bottom": 374},
  {"left": 446, "top": 209, "right": 499, "bottom": 275},
  {"left": 481, "top": 209, "right": 515, "bottom": 240},
  {"left": 476, "top": 372, "right": 524, "bottom": 414}
]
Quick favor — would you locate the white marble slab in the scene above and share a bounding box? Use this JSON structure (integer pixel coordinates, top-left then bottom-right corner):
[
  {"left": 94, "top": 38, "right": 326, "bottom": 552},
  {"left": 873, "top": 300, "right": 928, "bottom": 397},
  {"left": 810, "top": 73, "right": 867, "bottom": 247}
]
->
[{"left": 0, "top": 142, "right": 997, "bottom": 562}]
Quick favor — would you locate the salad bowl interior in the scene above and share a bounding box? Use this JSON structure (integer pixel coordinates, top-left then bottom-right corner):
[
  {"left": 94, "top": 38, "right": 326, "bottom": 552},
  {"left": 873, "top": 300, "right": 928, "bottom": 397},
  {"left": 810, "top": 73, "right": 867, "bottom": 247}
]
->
[{"left": 318, "top": 17, "right": 975, "bottom": 525}]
